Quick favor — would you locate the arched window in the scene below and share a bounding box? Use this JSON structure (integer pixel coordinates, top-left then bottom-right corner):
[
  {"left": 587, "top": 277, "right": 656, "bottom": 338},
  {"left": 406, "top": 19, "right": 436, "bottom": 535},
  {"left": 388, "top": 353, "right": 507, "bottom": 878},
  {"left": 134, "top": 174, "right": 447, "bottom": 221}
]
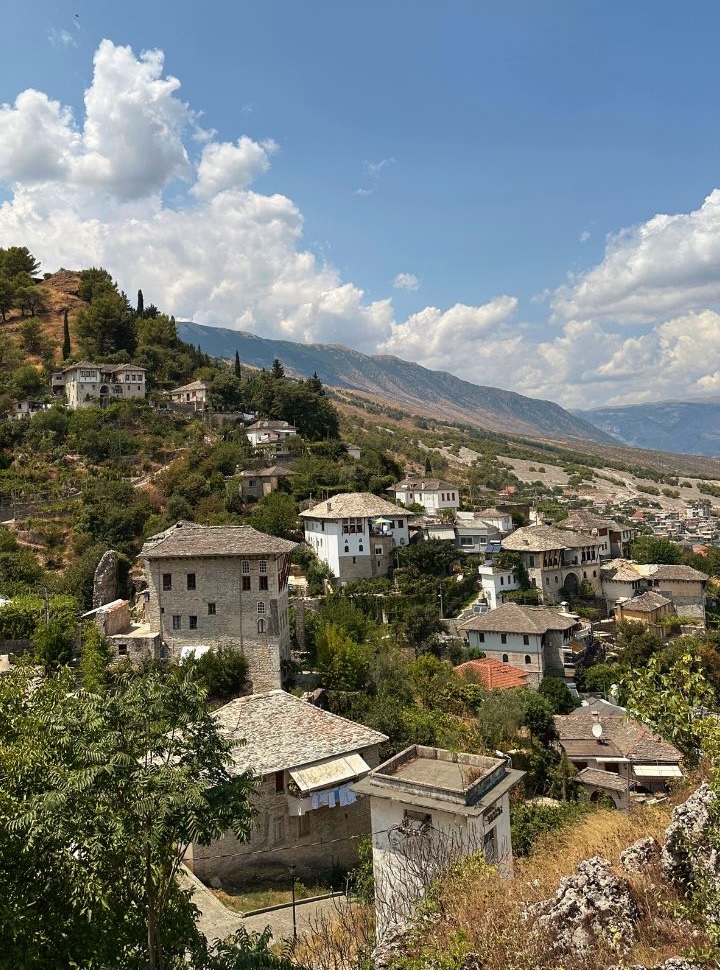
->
[
  {"left": 257, "top": 618, "right": 265, "bottom": 634},
  {"left": 524, "top": 655, "right": 532, "bottom": 665},
  {"left": 502, "top": 654, "right": 508, "bottom": 663}
]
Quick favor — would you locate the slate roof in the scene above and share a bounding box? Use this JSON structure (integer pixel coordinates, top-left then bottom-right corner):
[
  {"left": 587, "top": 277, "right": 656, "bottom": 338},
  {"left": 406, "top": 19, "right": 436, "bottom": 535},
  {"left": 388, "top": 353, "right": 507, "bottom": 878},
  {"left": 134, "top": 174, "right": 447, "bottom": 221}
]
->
[
  {"left": 168, "top": 379, "right": 210, "bottom": 394},
  {"left": 554, "top": 713, "right": 682, "bottom": 764},
  {"left": 300, "top": 492, "right": 414, "bottom": 520},
  {"left": 459, "top": 602, "right": 578, "bottom": 635},
  {"left": 240, "top": 465, "right": 295, "bottom": 478},
  {"left": 454, "top": 658, "right": 529, "bottom": 690},
  {"left": 576, "top": 767, "right": 629, "bottom": 793},
  {"left": 618, "top": 591, "right": 671, "bottom": 612},
  {"left": 648, "top": 564, "right": 708, "bottom": 582},
  {"left": 141, "top": 521, "right": 296, "bottom": 559},
  {"left": 601, "top": 559, "right": 643, "bottom": 582},
  {"left": 561, "top": 510, "right": 628, "bottom": 533},
  {"left": 213, "top": 689, "right": 387, "bottom": 776},
  {"left": 247, "top": 419, "right": 297, "bottom": 432},
  {"left": 391, "top": 477, "right": 458, "bottom": 493},
  {"left": 502, "top": 524, "right": 599, "bottom": 552}
]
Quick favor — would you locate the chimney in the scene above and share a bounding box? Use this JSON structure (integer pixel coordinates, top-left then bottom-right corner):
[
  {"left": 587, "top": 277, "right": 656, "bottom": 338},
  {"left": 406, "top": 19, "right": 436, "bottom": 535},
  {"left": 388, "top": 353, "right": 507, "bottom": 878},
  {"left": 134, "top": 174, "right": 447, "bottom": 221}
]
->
[{"left": 327, "top": 501, "right": 332, "bottom": 511}]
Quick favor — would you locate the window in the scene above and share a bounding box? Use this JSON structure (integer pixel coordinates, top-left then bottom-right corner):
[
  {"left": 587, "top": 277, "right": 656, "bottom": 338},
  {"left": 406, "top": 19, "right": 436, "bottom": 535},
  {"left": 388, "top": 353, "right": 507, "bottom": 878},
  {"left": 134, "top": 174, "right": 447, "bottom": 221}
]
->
[
  {"left": 522, "top": 634, "right": 530, "bottom": 646},
  {"left": 342, "top": 517, "right": 364, "bottom": 534},
  {"left": 477, "top": 632, "right": 485, "bottom": 643},
  {"left": 162, "top": 573, "right": 172, "bottom": 591},
  {"left": 460, "top": 536, "right": 474, "bottom": 547},
  {"left": 257, "top": 602, "right": 266, "bottom": 615},
  {"left": 257, "top": 618, "right": 265, "bottom": 634},
  {"left": 275, "top": 770, "right": 285, "bottom": 793},
  {"left": 500, "top": 633, "right": 507, "bottom": 644},
  {"left": 172, "top": 615, "right": 181, "bottom": 630},
  {"left": 375, "top": 545, "right": 383, "bottom": 555},
  {"left": 502, "top": 654, "right": 508, "bottom": 663},
  {"left": 529, "top": 556, "right": 536, "bottom": 567},
  {"left": 118, "top": 643, "right": 128, "bottom": 656},
  {"left": 273, "top": 818, "right": 285, "bottom": 843},
  {"left": 189, "top": 615, "right": 197, "bottom": 630},
  {"left": 186, "top": 573, "right": 196, "bottom": 590},
  {"left": 524, "top": 654, "right": 532, "bottom": 665},
  {"left": 555, "top": 576, "right": 559, "bottom": 584},
  {"left": 500, "top": 576, "right": 504, "bottom": 585},
  {"left": 242, "top": 576, "right": 251, "bottom": 591},
  {"left": 298, "top": 814, "right": 310, "bottom": 836},
  {"left": 259, "top": 560, "right": 268, "bottom": 574},
  {"left": 241, "top": 560, "right": 250, "bottom": 574},
  {"left": 259, "top": 575, "right": 269, "bottom": 591}
]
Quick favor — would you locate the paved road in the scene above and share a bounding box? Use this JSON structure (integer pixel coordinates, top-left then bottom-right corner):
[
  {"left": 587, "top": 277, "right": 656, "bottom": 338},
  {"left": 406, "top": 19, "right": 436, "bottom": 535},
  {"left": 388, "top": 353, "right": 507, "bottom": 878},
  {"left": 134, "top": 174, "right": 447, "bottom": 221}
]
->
[{"left": 181, "top": 867, "right": 347, "bottom": 946}]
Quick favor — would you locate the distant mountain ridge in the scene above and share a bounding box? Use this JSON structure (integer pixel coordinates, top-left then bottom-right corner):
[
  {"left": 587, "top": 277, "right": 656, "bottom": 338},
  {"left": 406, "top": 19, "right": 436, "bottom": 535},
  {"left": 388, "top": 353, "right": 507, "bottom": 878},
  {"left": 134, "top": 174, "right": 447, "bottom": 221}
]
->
[
  {"left": 176, "top": 321, "right": 615, "bottom": 444},
  {"left": 575, "top": 401, "right": 720, "bottom": 458}
]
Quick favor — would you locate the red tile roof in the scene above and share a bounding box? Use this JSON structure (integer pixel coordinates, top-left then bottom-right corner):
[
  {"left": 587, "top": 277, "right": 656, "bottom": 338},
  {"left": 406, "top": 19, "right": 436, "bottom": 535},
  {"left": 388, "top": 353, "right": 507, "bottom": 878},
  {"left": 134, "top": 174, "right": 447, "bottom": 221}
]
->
[{"left": 454, "top": 658, "right": 529, "bottom": 691}]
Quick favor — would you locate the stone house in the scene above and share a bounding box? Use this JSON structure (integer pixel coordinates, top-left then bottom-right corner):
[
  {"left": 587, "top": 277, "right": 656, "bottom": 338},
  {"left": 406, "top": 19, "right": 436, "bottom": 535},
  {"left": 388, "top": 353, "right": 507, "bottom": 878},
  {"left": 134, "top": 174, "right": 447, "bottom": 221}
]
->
[
  {"left": 601, "top": 559, "right": 708, "bottom": 624},
  {"left": 184, "top": 689, "right": 386, "bottom": 885},
  {"left": 501, "top": 524, "right": 604, "bottom": 603},
  {"left": 300, "top": 492, "right": 413, "bottom": 583},
  {"left": 390, "top": 476, "right": 460, "bottom": 516},
  {"left": 353, "top": 745, "right": 524, "bottom": 939},
  {"left": 554, "top": 705, "right": 683, "bottom": 810},
  {"left": 140, "top": 522, "right": 296, "bottom": 690},
  {"left": 51, "top": 361, "right": 146, "bottom": 409},
  {"left": 475, "top": 507, "right": 515, "bottom": 535},
  {"left": 458, "top": 602, "right": 581, "bottom": 687},
  {"left": 614, "top": 590, "right": 674, "bottom": 638},
  {"left": 240, "top": 464, "right": 295, "bottom": 501},
  {"left": 560, "top": 510, "right": 634, "bottom": 559},
  {"left": 82, "top": 598, "right": 161, "bottom": 661}
]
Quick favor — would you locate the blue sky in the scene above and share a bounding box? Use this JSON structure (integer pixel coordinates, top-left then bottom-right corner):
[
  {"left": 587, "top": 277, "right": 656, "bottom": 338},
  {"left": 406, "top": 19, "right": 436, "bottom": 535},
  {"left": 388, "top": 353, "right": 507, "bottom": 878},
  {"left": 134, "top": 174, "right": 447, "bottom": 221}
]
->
[{"left": 2, "top": 1, "right": 720, "bottom": 408}]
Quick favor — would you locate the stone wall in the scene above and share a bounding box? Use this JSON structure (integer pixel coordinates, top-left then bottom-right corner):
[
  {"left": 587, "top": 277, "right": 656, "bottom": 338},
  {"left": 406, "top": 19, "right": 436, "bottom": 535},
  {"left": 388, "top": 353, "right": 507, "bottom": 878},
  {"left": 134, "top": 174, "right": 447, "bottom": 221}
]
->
[{"left": 187, "top": 745, "right": 381, "bottom": 886}]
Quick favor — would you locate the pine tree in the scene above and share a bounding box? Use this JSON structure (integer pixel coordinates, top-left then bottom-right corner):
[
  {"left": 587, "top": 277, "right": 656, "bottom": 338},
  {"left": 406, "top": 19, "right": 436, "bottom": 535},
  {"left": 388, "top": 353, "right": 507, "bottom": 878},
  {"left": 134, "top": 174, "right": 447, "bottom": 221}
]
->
[
  {"left": 62, "top": 308, "right": 71, "bottom": 360},
  {"left": 271, "top": 357, "right": 285, "bottom": 379},
  {"left": 234, "top": 349, "right": 242, "bottom": 379}
]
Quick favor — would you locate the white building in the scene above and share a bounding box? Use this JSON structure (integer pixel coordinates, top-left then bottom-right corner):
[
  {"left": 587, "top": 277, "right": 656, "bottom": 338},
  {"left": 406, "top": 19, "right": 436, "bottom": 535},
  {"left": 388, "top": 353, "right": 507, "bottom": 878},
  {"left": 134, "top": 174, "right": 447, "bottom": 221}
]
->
[
  {"left": 51, "top": 361, "right": 147, "bottom": 409},
  {"left": 354, "top": 745, "right": 524, "bottom": 940},
  {"left": 478, "top": 562, "right": 521, "bottom": 609},
  {"left": 390, "top": 476, "right": 460, "bottom": 516},
  {"left": 167, "top": 379, "right": 211, "bottom": 410},
  {"left": 454, "top": 513, "right": 503, "bottom": 554},
  {"left": 458, "top": 602, "right": 582, "bottom": 687},
  {"left": 300, "top": 492, "right": 413, "bottom": 583}
]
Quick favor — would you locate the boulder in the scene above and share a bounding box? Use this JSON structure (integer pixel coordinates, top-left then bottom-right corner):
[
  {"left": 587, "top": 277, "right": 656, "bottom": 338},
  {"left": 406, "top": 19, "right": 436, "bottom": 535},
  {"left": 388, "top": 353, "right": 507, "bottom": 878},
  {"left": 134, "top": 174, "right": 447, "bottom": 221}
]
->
[
  {"left": 531, "top": 856, "right": 639, "bottom": 955},
  {"left": 93, "top": 549, "right": 119, "bottom": 608},
  {"left": 661, "top": 783, "right": 720, "bottom": 893},
  {"left": 620, "top": 836, "right": 661, "bottom": 875}
]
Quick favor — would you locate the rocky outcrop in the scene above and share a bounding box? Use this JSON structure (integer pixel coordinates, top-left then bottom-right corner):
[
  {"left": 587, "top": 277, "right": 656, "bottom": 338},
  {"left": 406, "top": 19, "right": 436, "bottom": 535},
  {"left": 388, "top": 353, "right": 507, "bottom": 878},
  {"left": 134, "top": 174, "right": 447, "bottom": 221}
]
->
[
  {"left": 530, "top": 856, "right": 639, "bottom": 954},
  {"left": 661, "top": 783, "right": 719, "bottom": 893},
  {"left": 620, "top": 837, "right": 662, "bottom": 875},
  {"left": 93, "top": 550, "right": 119, "bottom": 608}
]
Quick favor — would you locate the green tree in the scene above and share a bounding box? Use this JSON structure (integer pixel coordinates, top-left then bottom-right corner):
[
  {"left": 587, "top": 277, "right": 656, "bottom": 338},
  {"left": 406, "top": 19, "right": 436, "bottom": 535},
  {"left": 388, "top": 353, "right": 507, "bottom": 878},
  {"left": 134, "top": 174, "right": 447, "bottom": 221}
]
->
[
  {"left": 0, "top": 663, "right": 257, "bottom": 969},
  {"left": 75, "top": 289, "right": 136, "bottom": 356},
  {"left": 270, "top": 357, "right": 285, "bottom": 379},
  {"left": 538, "top": 676, "right": 577, "bottom": 714},
  {"left": 0, "top": 277, "right": 14, "bottom": 322},
  {"left": 616, "top": 620, "right": 663, "bottom": 667},
  {"left": 234, "top": 350, "right": 242, "bottom": 379},
  {"left": 247, "top": 491, "right": 298, "bottom": 539},
  {"left": 32, "top": 616, "right": 75, "bottom": 669},
  {"left": 0, "top": 245, "right": 41, "bottom": 279},
  {"left": 189, "top": 644, "right": 249, "bottom": 703},
  {"left": 19, "top": 317, "right": 45, "bottom": 353},
  {"left": 137, "top": 288, "right": 144, "bottom": 316},
  {"left": 629, "top": 535, "right": 684, "bottom": 564},
  {"left": 62, "top": 308, "right": 71, "bottom": 359},
  {"left": 79, "top": 622, "right": 111, "bottom": 693}
]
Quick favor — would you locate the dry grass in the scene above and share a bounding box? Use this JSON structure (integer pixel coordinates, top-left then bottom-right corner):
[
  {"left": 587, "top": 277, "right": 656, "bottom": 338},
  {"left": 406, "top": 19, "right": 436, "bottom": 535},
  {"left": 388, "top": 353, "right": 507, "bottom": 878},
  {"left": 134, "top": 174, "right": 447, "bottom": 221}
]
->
[{"left": 393, "top": 799, "right": 716, "bottom": 970}]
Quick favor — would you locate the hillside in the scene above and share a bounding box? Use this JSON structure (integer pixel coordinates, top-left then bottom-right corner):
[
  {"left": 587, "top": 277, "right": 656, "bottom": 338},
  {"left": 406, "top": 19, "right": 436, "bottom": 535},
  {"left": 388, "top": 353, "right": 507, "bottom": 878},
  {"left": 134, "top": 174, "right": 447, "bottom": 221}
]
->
[
  {"left": 576, "top": 400, "right": 720, "bottom": 458},
  {"left": 176, "top": 321, "right": 616, "bottom": 445}
]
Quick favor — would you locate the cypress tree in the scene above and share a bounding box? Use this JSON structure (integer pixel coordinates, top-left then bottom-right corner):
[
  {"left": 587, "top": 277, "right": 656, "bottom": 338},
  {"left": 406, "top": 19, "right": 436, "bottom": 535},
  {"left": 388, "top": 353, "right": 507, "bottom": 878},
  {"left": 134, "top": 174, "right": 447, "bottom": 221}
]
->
[
  {"left": 136, "top": 289, "right": 144, "bottom": 317},
  {"left": 234, "top": 350, "right": 242, "bottom": 379},
  {"left": 62, "top": 308, "right": 71, "bottom": 360}
]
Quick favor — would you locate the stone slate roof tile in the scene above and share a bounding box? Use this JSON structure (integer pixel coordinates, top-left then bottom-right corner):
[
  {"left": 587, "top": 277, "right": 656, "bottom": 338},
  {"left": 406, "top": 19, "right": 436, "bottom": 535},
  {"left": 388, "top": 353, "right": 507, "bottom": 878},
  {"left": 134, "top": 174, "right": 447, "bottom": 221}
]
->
[
  {"left": 459, "top": 602, "right": 578, "bottom": 635},
  {"left": 213, "top": 689, "right": 387, "bottom": 775},
  {"left": 577, "top": 767, "right": 629, "bottom": 792},
  {"left": 554, "top": 713, "right": 682, "bottom": 763},
  {"left": 502, "top": 524, "right": 599, "bottom": 552},
  {"left": 619, "top": 591, "right": 672, "bottom": 612},
  {"left": 141, "top": 522, "right": 296, "bottom": 559},
  {"left": 300, "top": 492, "right": 414, "bottom": 520}
]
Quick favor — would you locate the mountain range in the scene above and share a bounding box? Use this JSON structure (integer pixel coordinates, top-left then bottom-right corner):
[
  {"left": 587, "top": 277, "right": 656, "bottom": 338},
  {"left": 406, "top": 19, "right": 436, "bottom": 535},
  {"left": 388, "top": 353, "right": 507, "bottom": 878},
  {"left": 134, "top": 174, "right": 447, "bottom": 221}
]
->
[
  {"left": 574, "top": 401, "right": 720, "bottom": 458},
  {"left": 176, "top": 322, "right": 615, "bottom": 444}
]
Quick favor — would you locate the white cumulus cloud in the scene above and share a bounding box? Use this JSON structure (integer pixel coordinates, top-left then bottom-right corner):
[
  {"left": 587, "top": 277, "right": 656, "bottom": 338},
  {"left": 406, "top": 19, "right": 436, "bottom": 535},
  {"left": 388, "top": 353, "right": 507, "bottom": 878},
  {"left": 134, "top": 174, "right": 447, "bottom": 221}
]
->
[{"left": 392, "top": 272, "right": 420, "bottom": 291}]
